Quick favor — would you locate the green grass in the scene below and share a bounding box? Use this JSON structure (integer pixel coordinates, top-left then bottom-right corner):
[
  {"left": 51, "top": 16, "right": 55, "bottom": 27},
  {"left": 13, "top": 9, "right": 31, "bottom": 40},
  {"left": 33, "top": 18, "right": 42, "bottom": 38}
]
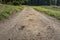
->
[
  {"left": 0, "top": 4, "right": 23, "bottom": 20},
  {"left": 41, "top": 6, "right": 60, "bottom": 11},
  {"left": 32, "top": 6, "right": 60, "bottom": 20}
]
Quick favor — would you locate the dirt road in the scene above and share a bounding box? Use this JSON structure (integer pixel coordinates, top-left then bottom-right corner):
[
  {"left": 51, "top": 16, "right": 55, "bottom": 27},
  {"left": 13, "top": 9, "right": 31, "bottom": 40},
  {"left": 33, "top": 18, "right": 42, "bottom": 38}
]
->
[{"left": 0, "top": 7, "right": 60, "bottom": 40}]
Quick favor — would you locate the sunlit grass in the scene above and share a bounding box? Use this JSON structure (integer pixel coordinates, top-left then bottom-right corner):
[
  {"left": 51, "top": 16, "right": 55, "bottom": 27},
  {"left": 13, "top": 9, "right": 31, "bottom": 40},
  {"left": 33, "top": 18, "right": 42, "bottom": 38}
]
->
[
  {"left": 0, "top": 4, "right": 23, "bottom": 20},
  {"left": 32, "top": 6, "right": 60, "bottom": 20}
]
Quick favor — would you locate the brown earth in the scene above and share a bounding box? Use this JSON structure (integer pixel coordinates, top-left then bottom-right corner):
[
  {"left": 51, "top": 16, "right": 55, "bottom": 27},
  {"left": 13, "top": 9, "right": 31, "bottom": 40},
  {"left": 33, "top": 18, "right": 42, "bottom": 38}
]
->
[{"left": 0, "top": 7, "right": 60, "bottom": 40}]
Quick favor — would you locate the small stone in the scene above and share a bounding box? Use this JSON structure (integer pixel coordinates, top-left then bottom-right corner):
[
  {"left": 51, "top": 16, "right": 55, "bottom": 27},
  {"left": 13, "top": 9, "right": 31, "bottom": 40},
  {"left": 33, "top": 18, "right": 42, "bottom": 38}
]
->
[
  {"left": 18, "top": 26, "right": 25, "bottom": 30},
  {"left": 8, "top": 38, "right": 10, "bottom": 40},
  {"left": 37, "top": 33, "right": 41, "bottom": 36}
]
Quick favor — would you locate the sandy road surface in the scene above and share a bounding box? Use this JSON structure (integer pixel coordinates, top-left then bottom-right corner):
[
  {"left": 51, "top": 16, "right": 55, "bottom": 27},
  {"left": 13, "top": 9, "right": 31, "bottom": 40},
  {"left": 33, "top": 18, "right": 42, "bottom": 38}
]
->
[{"left": 0, "top": 7, "right": 60, "bottom": 40}]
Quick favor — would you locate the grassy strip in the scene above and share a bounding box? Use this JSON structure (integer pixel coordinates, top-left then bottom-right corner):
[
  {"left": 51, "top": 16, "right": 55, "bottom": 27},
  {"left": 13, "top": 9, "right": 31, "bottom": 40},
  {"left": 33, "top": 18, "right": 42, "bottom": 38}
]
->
[
  {"left": 41, "top": 6, "right": 60, "bottom": 11},
  {"left": 32, "top": 6, "right": 60, "bottom": 20},
  {"left": 0, "top": 4, "right": 23, "bottom": 20}
]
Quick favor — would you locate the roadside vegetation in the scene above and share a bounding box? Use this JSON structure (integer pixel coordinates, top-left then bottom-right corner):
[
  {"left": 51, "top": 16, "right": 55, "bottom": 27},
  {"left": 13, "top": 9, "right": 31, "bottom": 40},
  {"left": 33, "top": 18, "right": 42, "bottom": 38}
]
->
[
  {"left": 41, "top": 6, "right": 60, "bottom": 11},
  {"left": 0, "top": 4, "right": 23, "bottom": 20},
  {"left": 32, "top": 6, "right": 60, "bottom": 20},
  {"left": 0, "top": 0, "right": 60, "bottom": 20}
]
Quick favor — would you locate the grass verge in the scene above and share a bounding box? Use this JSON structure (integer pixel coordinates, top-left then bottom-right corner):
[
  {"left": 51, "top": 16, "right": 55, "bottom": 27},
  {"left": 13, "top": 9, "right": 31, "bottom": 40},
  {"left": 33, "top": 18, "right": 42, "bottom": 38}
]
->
[
  {"left": 32, "top": 6, "right": 60, "bottom": 20},
  {"left": 0, "top": 4, "right": 23, "bottom": 20}
]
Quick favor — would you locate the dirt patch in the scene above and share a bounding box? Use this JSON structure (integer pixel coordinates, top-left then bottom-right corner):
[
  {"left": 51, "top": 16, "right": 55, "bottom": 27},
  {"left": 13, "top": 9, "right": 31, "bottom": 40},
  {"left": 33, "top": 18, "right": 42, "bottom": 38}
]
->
[{"left": 28, "top": 19, "right": 34, "bottom": 21}]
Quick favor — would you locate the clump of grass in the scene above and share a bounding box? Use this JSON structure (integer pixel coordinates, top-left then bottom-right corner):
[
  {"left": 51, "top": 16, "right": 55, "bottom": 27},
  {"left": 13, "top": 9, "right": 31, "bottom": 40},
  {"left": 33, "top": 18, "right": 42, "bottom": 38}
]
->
[
  {"left": 0, "top": 4, "right": 23, "bottom": 20},
  {"left": 32, "top": 6, "right": 60, "bottom": 20}
]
